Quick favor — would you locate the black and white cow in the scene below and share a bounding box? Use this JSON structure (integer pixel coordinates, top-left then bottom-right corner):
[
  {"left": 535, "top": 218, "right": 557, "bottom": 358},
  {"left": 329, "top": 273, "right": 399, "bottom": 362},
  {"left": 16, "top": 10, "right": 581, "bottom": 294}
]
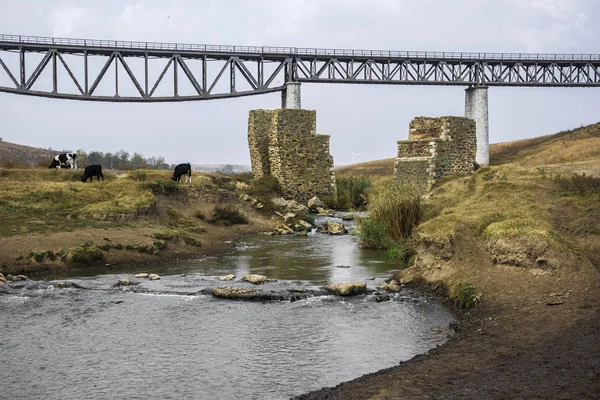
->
[
  {"left": 81, "top": 164, "right": 104, "bottom": 182},
  {"left": 171, "top": 163, "right": 192, "bottom": 183},
  {"left": 49, "top": 153, "right": 77, "bottom": 169}
]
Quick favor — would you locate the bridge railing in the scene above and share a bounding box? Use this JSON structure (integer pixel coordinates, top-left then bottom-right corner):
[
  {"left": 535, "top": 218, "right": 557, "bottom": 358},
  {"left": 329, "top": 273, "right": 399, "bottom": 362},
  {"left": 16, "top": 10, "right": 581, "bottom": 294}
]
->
[{"left": 1, "top": 33, "right": 599, "bottom": 61}]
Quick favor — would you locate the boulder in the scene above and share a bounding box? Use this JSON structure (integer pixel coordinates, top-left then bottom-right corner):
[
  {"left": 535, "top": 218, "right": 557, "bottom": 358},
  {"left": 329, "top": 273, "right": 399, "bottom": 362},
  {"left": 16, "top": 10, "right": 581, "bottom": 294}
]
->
[
  {"left": 14, "top": 275, "right": 27, "bottom": 281},
  {"left": 296, "top": 230, "right": 309, "bottom": 236},
  {"left": 0, "top": 275, "right": 6, "bottom": 283},
  {"left": 316, "top": 207, "right": 328, "bottom": 215},
  {"left": 380, "top": 280, "right": 402, "bottom": 292},
  {"left": 342, "top": 213, "right": 356, "bottom": 221},
  {"left": 308, "top": 196, "right": 325, "bottom": 210},
  {"left": 212, "top": 287, "right": 261, "bottom": 299},
  {"left": 219, "top": 274, "right": 236, "bottom": 281},
  {"left": 286, "top": 200, "right": 309, "bottom": 219},
  {"left": 326, "top": 282, "right": 367, "bottom": 296},
  {"left": 327, "top": 222, "right": 346, "bottom": 235},
  {"left": 134, "top": 273, "right": 149, "bottom": 278},
  {"left": 55, "top": 282, "right": 67, "bottom": 288},
  {"left": 242, "top": 274, "right": 270, "bottom": 284},
  {"left": 283, "top": 213, "right": 296, "bottom": 223},
  {"left": 148, "top": 273, "right": 160, "bottom": 281},
  {"left": 294, "top": 220, "right": 313, "bottom": 231},
  {"left": 118, "top": 277, "right": 131, "bottom": 286},
  {"left": 271, "top": 197, "right": 288, "bottom": 209}
]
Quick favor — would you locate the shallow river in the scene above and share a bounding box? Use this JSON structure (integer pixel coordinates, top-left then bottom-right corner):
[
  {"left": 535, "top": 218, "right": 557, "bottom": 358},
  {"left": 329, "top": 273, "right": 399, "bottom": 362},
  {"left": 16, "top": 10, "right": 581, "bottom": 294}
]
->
[{"left": 0, "top": 216, "right": 454, "bottom": 400}]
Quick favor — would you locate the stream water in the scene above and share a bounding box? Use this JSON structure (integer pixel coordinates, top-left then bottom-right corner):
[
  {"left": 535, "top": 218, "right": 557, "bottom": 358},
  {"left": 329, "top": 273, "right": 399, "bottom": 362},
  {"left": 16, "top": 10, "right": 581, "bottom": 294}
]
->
[{"left": 0, "top": 216, "right": 454, "bottom": 400}]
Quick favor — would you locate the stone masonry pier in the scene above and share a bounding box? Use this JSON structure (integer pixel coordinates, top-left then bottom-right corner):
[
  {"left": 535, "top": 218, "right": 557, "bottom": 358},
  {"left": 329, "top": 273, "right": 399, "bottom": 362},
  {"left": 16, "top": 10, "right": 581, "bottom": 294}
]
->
[
  {"left": 248, "top": 109, "right": 336, "bottom": 203},
  {"left": 394, "top": 116, "right": 477, "bottom": 191}
]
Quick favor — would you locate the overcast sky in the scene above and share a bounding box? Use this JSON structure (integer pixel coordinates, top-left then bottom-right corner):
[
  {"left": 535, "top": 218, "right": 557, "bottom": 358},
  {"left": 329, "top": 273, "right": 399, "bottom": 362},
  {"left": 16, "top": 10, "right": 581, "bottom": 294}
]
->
[{"left": 1, "top": 0, "right": 599, "bottom": 166}]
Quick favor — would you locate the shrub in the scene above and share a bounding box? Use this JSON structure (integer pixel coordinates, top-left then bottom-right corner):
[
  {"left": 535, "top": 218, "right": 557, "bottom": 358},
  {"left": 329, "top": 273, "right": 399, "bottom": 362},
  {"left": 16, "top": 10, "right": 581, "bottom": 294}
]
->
[
  {"left": 553, "top": 173, "right": 600, "bottom": 196},
  {"left": 153, "top": 230, "right": 179, "bottom": 241},
  {"left": 208, "top": 205, "right": 248, "bottom": 226},
  {"left": 145, "top": 179, "right": 179, "bottom": 195},
  {"left": 367, "top": 183, "right": 424, "bottom": 241},
  {"left": 449, "top": 282, "right": 482, "bottom": 309},
  {"left": 67, "top": 245, "right": 106, "bottom": 266},
  {"left": 335, "top": 176, "right": 372, "bottom": 210},
  {"left": 130, "top": 171, "right": 147, "bottom": 181},
  {"left": 357, "top": 218, "right": 394, "bottom": 249},
  {"left": 385, "top": 243, "right": 415, "bottom": 263}
]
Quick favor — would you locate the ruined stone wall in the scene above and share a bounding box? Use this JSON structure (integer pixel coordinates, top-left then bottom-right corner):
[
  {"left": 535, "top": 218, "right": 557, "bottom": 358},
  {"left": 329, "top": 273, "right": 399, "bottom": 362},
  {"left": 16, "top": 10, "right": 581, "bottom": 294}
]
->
[
  {"left": 395, "top": 116, "right": 476, "bottom": 190},
  {"left": 248, "top": 110, "right": 275, "bottom": 178},
  {"left": 248, "top": 109, "right": 336, "bottom": 203}
]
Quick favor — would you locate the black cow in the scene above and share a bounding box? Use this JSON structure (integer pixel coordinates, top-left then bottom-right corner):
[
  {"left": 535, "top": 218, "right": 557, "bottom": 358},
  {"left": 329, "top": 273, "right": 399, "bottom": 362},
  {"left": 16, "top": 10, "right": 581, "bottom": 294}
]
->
[
  {"left": 171, "top": 163, "right": 192, "bottom": 183},
  {"left": 81, "top": 164, "right": 104, "bottom": 182},
  {"left": 49, "top": 153, "right": 77, "bottom": 169}
]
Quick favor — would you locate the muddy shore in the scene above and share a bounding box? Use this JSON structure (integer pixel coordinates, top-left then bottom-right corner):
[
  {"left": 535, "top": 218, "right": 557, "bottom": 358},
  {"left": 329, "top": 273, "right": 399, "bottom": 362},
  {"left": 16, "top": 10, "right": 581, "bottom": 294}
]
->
[{"left": 294, "top": 231, "right": 600, "bottom": 399}]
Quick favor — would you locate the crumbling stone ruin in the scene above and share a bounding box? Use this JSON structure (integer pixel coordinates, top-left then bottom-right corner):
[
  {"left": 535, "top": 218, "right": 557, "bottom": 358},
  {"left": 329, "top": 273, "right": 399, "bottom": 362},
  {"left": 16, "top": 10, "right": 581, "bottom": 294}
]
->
[
  {"left": 248, "top": 109, "right": 336, "bottom": 203},
  {"left": 394, "top": 116, "right": 477, "bottom": 190}
]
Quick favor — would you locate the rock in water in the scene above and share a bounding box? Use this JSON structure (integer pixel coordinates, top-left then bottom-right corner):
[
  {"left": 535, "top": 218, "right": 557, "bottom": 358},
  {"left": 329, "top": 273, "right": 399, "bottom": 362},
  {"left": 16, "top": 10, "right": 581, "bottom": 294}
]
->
[
  {"left": 118, "top": 277, "right": 131, "bottom": 286},
  {"left": 219, "top": 274, "right": 236, "bottom": 281},
  {"left": 327, "top": 222, "right": 346, "bottom": 235},
  {"left": 326, "top": 282, "right": 367, "bottom": 296},
  {"left": 242, "top": 274, "right": 270, "bottom": 284},
  {"left": 134, "top": 273, "right": 149, "bottom": 278},
  {"left": 148, "top": 273, "right": 160, "bottom": 281},
  {"left": 308, "top": 196, "right": 325, "bottom": 210}
]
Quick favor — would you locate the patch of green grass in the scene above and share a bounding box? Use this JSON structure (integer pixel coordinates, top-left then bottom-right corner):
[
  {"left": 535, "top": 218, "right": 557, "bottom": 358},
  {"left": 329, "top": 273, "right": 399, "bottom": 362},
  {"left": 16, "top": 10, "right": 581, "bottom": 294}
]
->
[
  {"left": 475, "top": 212, "right": 505, "bottom": 236},
  {"left": 66, "top": 245, "right": 106, "bottom": 266},
  {"left": 153, "top": 230, "right": 180, "bottom": 241},
  {"left": 180, "top": 234, "right": 201, "bottom": 247}
]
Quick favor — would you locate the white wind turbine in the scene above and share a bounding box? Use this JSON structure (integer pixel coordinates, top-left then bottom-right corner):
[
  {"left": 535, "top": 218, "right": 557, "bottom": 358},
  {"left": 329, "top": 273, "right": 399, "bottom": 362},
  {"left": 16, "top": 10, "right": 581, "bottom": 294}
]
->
[{"left": 350, "top": 150, "right": 360, "bottom": 165}]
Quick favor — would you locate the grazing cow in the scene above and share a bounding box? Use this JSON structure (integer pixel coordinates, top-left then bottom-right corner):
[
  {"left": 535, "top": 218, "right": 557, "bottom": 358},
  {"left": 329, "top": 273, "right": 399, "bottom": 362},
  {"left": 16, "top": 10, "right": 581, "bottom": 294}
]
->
[
  {"left": 171, "top": 163, "right": 192, "bottom": 183},
  {"left": 49, "top": 153, "right": 77, "bottom": 169},
  {"left": 81, "top": 164, "right": 104, "bottom": 182}
]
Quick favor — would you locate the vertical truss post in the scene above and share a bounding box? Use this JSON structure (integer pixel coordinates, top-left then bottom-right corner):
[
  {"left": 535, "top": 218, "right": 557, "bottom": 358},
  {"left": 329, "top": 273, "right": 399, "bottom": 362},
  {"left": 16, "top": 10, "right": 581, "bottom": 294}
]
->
[
  {"left": 115, "top": 53, "right": 119, "bottom": 97},
  {"left": 230, "top": 59, "right": 235, "bottom": 93},
  {"left": 52, "top": 50, "right": 57, "bottom": 93},
  {"left": 174, "top": 55, "right": 179, "bottom": 97},
  {"left": 144, "top": 53, "right": 148, "bottom": 96},
  {"left": 84, "top": 51, "right": 89, "bottom": 94},
  {"left": 19, "top": 48, "right": 25, "bottom": 89}
]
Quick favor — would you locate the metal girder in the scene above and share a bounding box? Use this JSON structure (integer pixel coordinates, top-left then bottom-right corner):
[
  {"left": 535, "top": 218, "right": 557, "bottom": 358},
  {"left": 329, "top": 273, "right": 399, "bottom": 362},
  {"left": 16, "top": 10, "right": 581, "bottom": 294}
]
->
[{"left": 0, "top": 34, "right": 600, "bottom": 102}]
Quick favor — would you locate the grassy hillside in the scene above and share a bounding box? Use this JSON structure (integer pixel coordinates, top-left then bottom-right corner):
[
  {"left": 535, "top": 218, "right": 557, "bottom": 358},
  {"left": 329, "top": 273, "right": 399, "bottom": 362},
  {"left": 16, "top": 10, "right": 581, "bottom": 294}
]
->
[
  {"left": 0, "top": 140, "right": 57, "bottom": 168},
  {"left": 489, "top": 122, "right": 600, "bottom": 166},
  {"left": 0, "top": 168, "right": 275, "bottom": 274}
]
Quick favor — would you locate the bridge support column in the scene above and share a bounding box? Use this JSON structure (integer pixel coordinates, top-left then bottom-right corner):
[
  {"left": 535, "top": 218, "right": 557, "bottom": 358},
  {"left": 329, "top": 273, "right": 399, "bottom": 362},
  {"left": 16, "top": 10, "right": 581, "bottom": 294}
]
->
[
  {"left": 282, "top": 82, "right": 301, "bottom": 109},
  {"left": 465, "top": 86, "right": 489, "bottom": 166}
]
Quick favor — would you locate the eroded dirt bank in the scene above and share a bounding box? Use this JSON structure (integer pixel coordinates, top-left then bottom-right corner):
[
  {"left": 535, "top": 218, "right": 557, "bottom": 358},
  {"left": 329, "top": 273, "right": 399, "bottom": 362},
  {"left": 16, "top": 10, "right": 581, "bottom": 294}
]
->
[{"left": 295, "top": 228, "right": 600, "bottom": 399}]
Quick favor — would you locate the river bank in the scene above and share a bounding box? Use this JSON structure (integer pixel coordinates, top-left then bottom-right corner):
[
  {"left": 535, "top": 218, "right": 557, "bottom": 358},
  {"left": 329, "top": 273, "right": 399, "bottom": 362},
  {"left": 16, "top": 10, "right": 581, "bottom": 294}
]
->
[{"left": 295, "top": 164, "right": 600, "bottom": 399}]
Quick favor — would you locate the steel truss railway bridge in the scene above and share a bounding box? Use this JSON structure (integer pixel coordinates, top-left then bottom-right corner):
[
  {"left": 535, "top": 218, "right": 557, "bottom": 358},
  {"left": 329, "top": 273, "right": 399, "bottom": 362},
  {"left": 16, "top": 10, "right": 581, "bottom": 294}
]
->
[{"left": 1, "top": 33, "right": 599, "bottom": 165}]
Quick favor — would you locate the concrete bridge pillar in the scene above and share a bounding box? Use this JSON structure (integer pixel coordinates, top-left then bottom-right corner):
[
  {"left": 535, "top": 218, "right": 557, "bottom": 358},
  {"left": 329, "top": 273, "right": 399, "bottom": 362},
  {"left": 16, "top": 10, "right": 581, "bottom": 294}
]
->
[
  {"left": 465, "top": 86, "right": 489, "bottom": 166},
  {"left": 282, "top": 82, "right": 301, "bottom": 109}
]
